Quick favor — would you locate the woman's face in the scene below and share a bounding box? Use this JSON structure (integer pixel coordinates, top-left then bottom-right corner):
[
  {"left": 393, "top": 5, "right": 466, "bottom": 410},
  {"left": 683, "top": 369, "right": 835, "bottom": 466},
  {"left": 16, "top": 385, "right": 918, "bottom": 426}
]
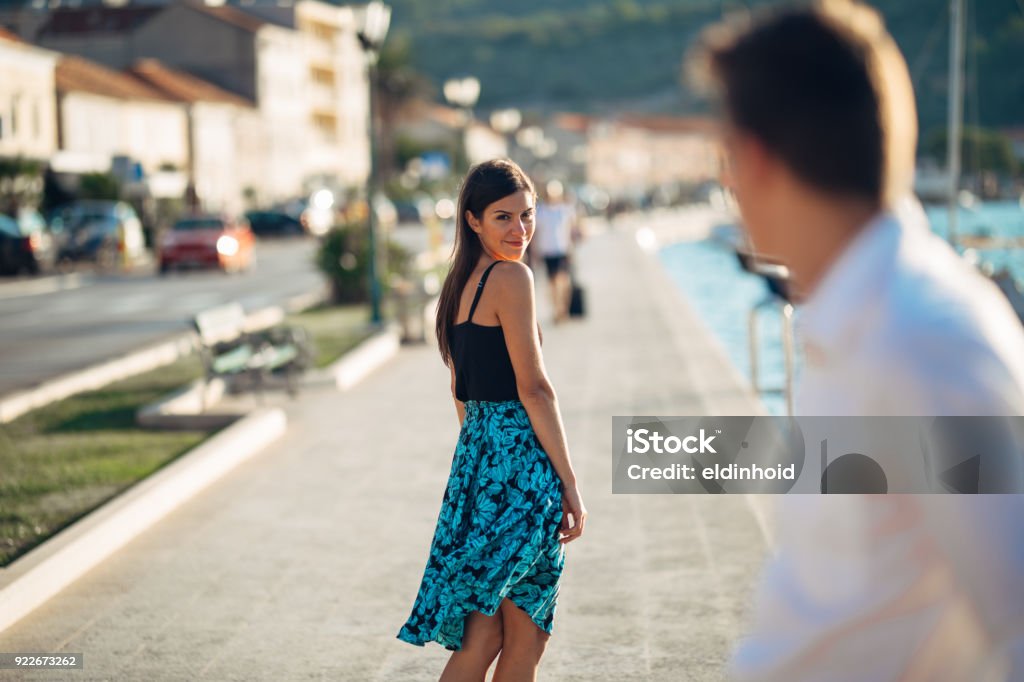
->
[{"left": 466, "top": 190, "right": 535, "bottom": 262}]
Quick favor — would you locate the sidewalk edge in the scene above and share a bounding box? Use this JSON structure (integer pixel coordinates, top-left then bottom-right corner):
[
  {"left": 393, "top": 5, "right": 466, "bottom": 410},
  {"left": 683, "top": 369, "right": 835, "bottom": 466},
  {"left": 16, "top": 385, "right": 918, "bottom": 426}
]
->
[
  {"left": 0, "top": 407, "right": 287, "bottom": 634},
  {"left": 0, "top": 285, "right": 329, "bottom": 424},
  {"left": 330, "top": 324, "right": 402, "bottom": 391}
]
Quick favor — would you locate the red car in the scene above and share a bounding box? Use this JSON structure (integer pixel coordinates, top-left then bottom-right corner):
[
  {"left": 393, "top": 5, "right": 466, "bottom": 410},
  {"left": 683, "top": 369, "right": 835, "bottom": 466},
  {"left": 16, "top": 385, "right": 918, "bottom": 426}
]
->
[{"left": 159, "top": 215, "right": 255, "bottom": 274}]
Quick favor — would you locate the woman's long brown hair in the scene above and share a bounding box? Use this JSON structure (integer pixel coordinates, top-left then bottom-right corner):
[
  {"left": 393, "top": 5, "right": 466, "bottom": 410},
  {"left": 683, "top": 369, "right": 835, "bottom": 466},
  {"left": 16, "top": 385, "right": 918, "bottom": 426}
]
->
[{"left": 436, "top": 159, "right": 535, "bottom": 367}]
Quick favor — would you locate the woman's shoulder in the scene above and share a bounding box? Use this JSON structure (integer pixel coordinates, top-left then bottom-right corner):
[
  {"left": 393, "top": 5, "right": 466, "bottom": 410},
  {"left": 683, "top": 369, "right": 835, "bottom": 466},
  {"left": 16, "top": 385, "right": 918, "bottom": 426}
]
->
[{"left": 488, "top": 260, "right": 534, "bottom": 295}]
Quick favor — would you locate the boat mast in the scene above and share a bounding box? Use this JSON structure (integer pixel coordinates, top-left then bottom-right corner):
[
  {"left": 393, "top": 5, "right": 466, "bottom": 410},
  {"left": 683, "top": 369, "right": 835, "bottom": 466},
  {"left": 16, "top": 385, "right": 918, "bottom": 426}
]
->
[{"left": 946, "top": 0, "right": 965, "bottom": 247}]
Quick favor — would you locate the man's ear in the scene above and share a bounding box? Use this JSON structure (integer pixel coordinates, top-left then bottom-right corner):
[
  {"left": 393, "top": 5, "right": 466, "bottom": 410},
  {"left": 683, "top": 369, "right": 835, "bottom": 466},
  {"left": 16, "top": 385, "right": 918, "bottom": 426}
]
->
[
  {"left": 738, "top": 134, "right": 779, "bottom": 187},
  {"left": 466, "top": 210, "right": 482, "bottom": 234}
]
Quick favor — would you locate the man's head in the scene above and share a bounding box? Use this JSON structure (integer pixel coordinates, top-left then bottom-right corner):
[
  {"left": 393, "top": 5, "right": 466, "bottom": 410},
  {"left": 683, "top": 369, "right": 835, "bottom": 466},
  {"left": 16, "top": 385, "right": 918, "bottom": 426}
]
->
[{"left": 691, "top": 0, "right": 917, "bottom": 259}]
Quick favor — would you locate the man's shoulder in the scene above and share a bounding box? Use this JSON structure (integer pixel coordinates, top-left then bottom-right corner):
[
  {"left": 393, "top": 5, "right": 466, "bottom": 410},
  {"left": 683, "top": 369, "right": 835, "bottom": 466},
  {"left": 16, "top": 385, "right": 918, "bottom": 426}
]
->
[
  {"left": 862, "top": 234, "right": 1024, "bottom": 413},
  {"left": 880, "top": 232, "right": 1016, "bottom": 348}
]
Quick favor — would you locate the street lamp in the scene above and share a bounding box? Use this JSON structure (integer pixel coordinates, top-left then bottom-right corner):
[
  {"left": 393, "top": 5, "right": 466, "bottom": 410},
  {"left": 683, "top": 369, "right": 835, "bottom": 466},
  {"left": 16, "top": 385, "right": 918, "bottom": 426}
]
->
[
  {"left": 515, "top": 125, "right": 544, "bottom": 151},
  {"left": 443, "top": 76, "right": 480, "bottom": 171},
  {"left": 489, "top": 108, "right": 521, "bottom": 160},
  {"left": 443, "top": 76, "right": 480, "bottom": 111},
  {"left": 489, "top": 108, "right": 521, "bottom": 134},
  {"left": 357, "top": 0, "right": 391, "bottom": 326}
]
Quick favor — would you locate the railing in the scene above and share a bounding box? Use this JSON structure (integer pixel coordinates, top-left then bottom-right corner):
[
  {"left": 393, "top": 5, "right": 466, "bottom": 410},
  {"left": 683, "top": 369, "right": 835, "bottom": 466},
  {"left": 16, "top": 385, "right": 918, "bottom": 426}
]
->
[{"left": 736, "top": 250, "right": 796, "bottom": 416}]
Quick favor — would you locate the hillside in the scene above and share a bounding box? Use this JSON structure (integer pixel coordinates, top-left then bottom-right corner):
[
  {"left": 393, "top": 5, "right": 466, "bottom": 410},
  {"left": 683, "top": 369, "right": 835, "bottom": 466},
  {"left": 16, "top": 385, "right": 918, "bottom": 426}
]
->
[{"left": 386, "top": 0, "right": 1024, "bottom": 132}]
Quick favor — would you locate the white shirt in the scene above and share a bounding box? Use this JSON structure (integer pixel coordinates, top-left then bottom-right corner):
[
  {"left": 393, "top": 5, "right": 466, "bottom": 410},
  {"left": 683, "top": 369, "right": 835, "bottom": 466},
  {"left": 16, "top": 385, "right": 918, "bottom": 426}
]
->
[
  {"left": 533, "top": 202, "right": 575, "bottom": 257},
  {"left": 730, "top": 199, "right": 1024, "bottom": 682}
]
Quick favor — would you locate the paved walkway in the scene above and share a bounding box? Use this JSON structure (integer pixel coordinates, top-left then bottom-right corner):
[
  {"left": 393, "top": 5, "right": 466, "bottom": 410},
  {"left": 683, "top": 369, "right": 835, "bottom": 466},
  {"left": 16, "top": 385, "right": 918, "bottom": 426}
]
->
[{"left": 0, "top": 211, "right": 771, "bottom": 681}]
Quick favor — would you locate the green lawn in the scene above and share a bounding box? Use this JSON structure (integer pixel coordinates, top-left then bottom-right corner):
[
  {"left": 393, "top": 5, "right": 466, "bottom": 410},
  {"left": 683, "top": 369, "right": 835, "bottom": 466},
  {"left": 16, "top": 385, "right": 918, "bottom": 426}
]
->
[
  {"left": 0, "top": 358, "right": 210, "bottom": 567},
  {"left": 0, "top": 303, "right": 376, "bottom": 567},
  {"left": 286, "top": 303, "right": 376, "bottom": 369}
]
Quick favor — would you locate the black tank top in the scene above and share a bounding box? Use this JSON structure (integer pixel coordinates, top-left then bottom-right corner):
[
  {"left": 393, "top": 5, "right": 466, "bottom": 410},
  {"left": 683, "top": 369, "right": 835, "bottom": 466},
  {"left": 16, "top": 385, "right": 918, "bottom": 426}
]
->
[{"left": 450, "top": 261, "right": 519, "bottom": 402}]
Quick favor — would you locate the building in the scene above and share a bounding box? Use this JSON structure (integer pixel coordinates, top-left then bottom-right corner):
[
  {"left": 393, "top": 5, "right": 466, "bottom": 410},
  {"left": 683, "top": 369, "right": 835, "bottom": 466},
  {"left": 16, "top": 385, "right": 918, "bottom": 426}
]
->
[
  {"left": 128, "top": 59, "right": 264, "bottom": 214},
  {"left": 0, "top": 27, "right": 58, "bottom": 162},
  {"left": 35, "top": 1, "right": 372, "bottom": 203},
  {"left": 33, "top": 5, "right": 163, "bottom": 69},
  {"left": 290, "top": 0, "right": 370, "bottom": 191},
  {"left": 394, "top": 99, "right": 508, "bottom": 173},
  {"left": 583, "top": 115, "right": 720, "bottom": 199},
  {"left": 55, "top": 54, "right": 189, "bottom": 197}
]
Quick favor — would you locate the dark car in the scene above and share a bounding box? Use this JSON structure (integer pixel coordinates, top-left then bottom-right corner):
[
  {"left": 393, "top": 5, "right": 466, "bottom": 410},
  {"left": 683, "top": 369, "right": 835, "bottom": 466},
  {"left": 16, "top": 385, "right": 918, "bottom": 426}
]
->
[
  {"left": 245, "top": 211, "right": 305, "bottom": 238},
  {"left": 393, "top": 200, "right": 422, "bottom": 225},
  {"left": 0, "top": 209, "right": 59, "bottom": 276},
  {"left": 54, "top": 201, "right": 147, "bottom": 269}
]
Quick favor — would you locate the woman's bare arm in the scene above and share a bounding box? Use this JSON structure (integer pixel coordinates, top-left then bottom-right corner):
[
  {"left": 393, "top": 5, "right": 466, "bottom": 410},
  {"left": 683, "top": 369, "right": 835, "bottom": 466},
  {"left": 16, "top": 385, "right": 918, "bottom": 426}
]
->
[
  {"left": 450, "top": 363, "right": 465, "bottom": 427},
  {"left": 492, "top": 261, "right": 586, "bottom": 541}
]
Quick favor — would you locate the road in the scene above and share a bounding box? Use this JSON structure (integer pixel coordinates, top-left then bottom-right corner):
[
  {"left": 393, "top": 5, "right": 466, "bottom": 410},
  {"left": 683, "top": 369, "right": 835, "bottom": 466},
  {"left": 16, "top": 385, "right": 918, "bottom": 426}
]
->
[{"left": 0, "top": 238, "right": 325, "bottom": 397}]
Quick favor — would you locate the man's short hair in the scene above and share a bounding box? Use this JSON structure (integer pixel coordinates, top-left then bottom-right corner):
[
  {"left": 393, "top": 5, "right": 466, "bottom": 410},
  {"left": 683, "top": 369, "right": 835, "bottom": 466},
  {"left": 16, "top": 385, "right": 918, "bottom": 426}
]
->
[{"left": 689, "top": 0, "right": 917, "bottom": 207}]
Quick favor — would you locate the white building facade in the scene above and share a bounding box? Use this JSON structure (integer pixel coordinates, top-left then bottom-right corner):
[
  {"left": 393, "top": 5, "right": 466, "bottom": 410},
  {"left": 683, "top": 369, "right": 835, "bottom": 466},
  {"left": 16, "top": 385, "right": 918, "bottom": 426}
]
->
[
  {"left": 0, "top": 32, "right": 59, "bottom": 161},
  {"left": 283, "top": 0, "right": 371, "bottom": 193},
  {"left": 55, "top": 56, "right": 189, "bottom": 190},
  {"left": 129, "top": 59, "right": 265, "bottom": 215}
]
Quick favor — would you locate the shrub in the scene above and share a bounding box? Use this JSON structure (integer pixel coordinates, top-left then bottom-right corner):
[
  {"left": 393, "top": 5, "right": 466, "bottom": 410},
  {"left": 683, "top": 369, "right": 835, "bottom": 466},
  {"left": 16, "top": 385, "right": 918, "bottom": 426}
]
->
[{"left": 316, "top": 222, "right": 411, "bottom": 304}]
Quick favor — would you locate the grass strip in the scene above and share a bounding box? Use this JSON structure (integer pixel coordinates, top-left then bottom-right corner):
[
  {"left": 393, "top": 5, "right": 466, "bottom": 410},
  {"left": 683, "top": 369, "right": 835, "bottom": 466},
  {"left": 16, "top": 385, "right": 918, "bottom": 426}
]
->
[
  {"left": 0, "top": 358, "right": 209, "bottom": 567},
  {"left": 0, "top": 304, "right": 376, "bottom": 567},
  {"left": 286, "top": 303, "right": 375, "bottom": 369}
]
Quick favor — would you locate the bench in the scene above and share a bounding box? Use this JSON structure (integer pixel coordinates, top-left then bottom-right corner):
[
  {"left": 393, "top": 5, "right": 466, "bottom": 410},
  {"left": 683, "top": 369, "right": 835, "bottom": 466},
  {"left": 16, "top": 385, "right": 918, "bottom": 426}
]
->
[{"left": 193, "top": 302, "right": 312, "bottom": 398}]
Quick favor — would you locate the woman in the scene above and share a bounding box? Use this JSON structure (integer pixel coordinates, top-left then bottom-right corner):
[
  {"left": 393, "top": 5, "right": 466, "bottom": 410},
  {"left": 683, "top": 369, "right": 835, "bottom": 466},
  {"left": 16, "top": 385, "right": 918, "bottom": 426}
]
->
[{"left": 397, "top": 159, "right": 587, "bottom": 681}]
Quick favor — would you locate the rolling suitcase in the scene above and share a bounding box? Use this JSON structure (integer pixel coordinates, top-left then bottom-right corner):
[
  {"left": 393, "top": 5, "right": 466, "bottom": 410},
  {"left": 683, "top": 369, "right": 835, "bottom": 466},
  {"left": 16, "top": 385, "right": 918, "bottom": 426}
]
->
[{"left": 569, "top": 281, "right": 586, "bottom": 318}]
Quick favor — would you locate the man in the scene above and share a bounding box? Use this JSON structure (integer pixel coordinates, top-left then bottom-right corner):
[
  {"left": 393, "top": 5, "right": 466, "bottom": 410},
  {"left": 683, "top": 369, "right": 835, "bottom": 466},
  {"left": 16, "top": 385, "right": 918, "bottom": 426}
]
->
[
  {"left": 533, "top": 180, "right": 579, "bottom": 323},
  {"left": 691, "top": 1, "right": 1024, "bottom": 679}
]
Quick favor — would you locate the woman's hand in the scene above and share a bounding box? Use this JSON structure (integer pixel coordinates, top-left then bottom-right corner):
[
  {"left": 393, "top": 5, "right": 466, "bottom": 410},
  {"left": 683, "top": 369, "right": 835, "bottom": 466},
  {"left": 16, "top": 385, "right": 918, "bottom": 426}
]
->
[{"left": 559, "top": 486, "right": 587, "bottom": 544}]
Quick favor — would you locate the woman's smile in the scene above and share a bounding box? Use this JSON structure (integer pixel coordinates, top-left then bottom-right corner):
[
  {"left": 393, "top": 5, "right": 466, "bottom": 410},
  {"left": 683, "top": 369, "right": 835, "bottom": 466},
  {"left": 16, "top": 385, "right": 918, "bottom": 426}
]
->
[{"left": 468, "top": 189, "right": 536, "bottom": 261}]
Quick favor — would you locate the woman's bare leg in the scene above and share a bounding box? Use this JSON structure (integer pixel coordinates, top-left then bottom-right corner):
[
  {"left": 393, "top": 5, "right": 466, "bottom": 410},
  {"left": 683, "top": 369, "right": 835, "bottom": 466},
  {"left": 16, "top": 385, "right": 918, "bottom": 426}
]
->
[
  {"left": 439, "top": 609, "right": 503, "bottom": 682},
  {"left": 551, "top": 270, "right": 571, "bottom": 323},
  {"left": 492, "top": 598, "right": 550, "bottom": 682}
]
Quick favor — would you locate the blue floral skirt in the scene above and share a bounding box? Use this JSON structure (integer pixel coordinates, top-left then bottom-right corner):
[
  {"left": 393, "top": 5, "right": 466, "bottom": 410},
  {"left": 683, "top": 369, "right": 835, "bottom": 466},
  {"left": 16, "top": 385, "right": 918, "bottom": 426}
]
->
[{"left": 397, "top": 399, "right": 565, "bottom": 651}]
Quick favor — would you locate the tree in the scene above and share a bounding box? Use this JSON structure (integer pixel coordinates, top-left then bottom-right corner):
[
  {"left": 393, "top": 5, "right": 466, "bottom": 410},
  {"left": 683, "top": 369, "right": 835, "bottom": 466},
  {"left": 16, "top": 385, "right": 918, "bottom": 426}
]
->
[
  {"left": 78, "top": 173, "right": 121, "bottom": 200},
  {"left": 0, "top": 156, "right": 43, "bottom": 214},
  {"left": 922, "top": 127, "right": 1018, "bottom": 178},
  {"left": 375, "top": 35, "right": 435, "bottom": 181}
]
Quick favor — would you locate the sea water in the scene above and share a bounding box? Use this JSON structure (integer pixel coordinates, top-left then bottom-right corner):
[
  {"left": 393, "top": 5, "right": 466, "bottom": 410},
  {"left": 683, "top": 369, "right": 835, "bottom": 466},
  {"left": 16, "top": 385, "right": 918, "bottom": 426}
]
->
[{"left": 658, "top": 201, "right": 1024, "bottom": 416}]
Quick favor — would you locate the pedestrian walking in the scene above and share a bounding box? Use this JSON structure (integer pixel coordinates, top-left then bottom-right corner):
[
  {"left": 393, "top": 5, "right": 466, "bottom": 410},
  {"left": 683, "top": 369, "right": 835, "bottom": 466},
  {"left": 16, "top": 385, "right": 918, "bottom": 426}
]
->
[
  {"left": 533, "top": 180, "right": 579, "bottom": 323},
  {"left": 691, "top": 1, "right": 1024, "bottom": 680},
  {"left": 397, "top": 159, "right": 587, "bottom": 682}
]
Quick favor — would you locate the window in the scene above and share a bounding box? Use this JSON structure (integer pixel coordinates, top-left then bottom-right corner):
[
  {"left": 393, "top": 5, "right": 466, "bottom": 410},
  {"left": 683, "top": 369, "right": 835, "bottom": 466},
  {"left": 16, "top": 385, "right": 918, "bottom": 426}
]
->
[
  {"left": 311, "top": 66, "right": 334, "bottom": 86},
  {"left": 10, "top": 94, "right": 19, "bottom": 137}
]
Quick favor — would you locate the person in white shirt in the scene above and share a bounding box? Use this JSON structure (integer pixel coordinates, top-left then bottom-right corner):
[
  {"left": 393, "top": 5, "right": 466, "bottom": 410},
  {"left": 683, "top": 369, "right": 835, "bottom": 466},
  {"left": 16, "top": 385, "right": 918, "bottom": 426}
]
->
[
  {"left": 533, "top": 180, "right": 578, "bottom": 323},
  {"left": 690, "top": 1, "right": 1024, "bottom": 679}
]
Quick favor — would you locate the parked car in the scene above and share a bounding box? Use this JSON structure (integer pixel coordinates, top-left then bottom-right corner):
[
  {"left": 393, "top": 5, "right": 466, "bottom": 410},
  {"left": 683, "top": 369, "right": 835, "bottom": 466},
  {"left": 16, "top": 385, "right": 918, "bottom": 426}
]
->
[
  {"left": 245, "top": 211, "right": 305, "bottom": 238},
  {"left": 159, "top": 215, "right": 255, "bottom": 274},
  {"left": 0, "top": 208, "right": 60, "bottom": 275},
  {"left": 55, "top": 200, "right": 147, "bottom": 269},
  {"left": 393, "top": 200, "right": 422, "bottom": 225}
]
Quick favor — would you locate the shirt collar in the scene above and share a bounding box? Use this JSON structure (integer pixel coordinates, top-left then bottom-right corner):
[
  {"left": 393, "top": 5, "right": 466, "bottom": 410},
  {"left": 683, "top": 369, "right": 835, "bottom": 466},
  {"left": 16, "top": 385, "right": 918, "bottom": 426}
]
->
[{"left": 797, "top": 199, "right": 928, "bottom": 357}]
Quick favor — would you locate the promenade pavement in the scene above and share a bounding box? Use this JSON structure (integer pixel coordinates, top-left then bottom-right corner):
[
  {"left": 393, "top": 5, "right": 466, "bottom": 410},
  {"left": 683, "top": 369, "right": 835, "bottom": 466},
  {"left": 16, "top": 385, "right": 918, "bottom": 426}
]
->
[{"left": 0, "top": 210, "right": 771, "bottom": 681}]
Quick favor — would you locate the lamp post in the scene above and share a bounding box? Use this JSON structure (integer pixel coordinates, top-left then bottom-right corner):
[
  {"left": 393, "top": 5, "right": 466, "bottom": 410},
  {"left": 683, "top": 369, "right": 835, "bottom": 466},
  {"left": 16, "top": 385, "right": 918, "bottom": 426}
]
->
[
  {"left": 443, "top": 76, "right": 480, "bottom": 172},
  {"left": 357, "top": 0, "right": 391, "bottom": 325},
  {"left": 489, "top": 108, "right": 521, "bottom": 161}
]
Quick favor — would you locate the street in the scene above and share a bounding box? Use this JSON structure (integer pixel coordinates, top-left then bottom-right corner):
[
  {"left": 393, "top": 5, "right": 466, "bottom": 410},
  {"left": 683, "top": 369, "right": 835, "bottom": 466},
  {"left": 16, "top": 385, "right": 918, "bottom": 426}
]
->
[{"left": 0, "top": 238, "right": 325, "bottom": 397}]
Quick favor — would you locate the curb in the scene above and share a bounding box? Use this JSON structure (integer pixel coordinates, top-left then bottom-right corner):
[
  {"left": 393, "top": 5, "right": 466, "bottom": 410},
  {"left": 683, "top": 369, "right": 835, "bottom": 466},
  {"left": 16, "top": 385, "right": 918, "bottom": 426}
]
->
[
  {"left": 0, "top": 292, "right": 407, "bottom": 635},
  {"left": 139, "top": 306, "right": 410, "bottom": 426},
  {"left": 0, "top": 285, "right": 330, "bottom": 425},
  {"left": 135, "top": 378, "right": 234, "bottom": 430},
  {"left": 0, "top": 333, "right": 197, "bottom": 424},
  {"left": 327, "top": 324, "right": 402, "bottom": 391},
  {"left": 0, "top": 272, "right": 93, "bottom": 301},
  {"left": 0, "top": 407, "right": 287, "bottom": 635}
]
